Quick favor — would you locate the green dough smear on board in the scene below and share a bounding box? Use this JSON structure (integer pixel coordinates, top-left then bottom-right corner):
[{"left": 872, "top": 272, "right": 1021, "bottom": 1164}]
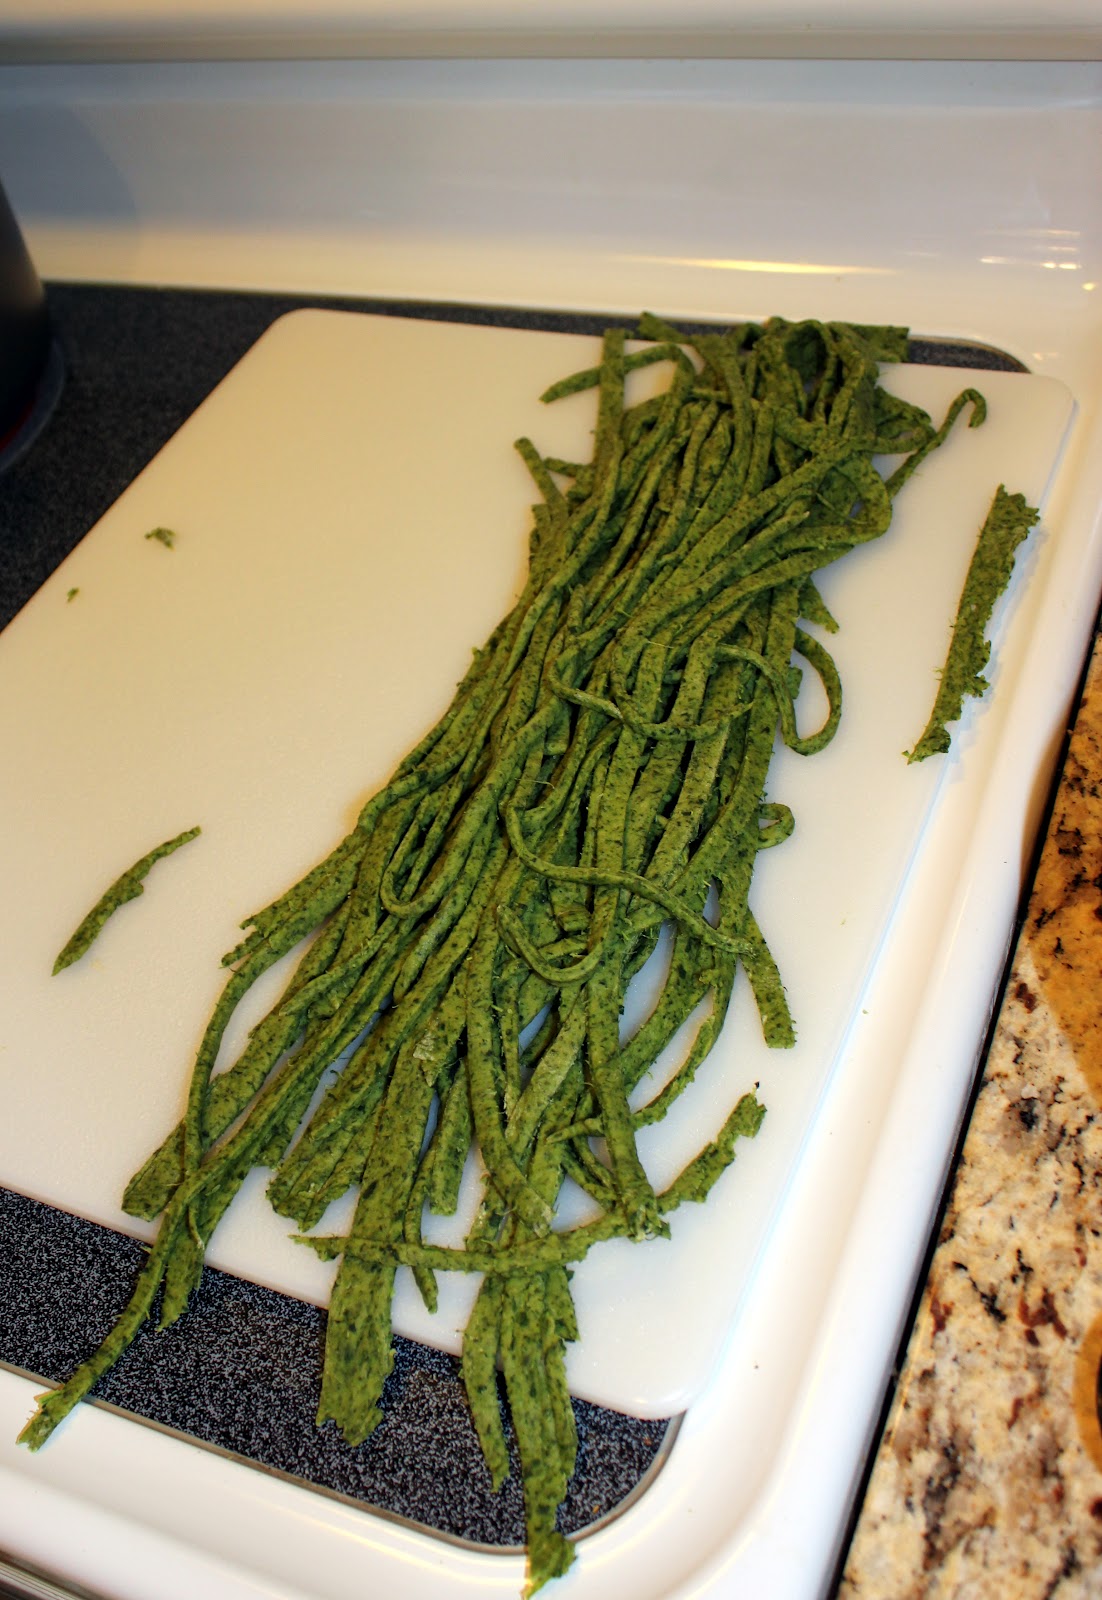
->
[
  {"left": 907, "top": 484, "right": 1040, "bottom": 762},
  {"left": 23, "top": 316, "right": 1016, "bottom": 1595}
]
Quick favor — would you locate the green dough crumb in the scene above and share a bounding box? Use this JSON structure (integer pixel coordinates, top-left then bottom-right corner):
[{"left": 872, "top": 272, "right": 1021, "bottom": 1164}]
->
[
  {"left": 53, "top": 827, "right": 202, "bottom": 973},
  {"left": 145, "top": 527, "right": 177, "bottom": 549},
  {"left": 66, "top": 588, "right": 79, "bottom": 602},
  {"left": 907, "top": 485, "right": 1040, "bottom": 762}
]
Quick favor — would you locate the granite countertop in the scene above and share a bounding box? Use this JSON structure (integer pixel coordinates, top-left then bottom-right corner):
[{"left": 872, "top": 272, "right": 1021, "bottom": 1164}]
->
[{"left": 841, "top": 628, "right": 1102, "bottom": 1598}]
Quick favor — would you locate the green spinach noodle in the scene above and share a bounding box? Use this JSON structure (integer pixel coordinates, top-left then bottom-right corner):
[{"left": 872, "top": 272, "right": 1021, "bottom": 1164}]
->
[
  {"left": 23, "top": 315, "right": 987, "bottom": 1594},
  {"left": 907, "top": 483, "right": 1040, "bottom": 762},
  {"left": 52, "top": 827, "right": 202, "bottom": 974}
]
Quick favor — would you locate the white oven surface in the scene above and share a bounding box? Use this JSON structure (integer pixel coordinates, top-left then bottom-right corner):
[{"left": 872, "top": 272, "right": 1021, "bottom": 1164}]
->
[{"left": 0, "top": 51, "right": 1101, "bottom": 1600}]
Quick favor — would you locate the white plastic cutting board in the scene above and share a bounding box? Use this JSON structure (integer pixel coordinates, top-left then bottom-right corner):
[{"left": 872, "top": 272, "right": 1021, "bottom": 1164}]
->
[{"left": 0, "top": 309, "right": 1073, "bottom": 1417}]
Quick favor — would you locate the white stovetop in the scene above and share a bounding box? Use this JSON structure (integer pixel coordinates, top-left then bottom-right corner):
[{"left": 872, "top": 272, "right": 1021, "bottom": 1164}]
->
[{"left": 0, "top": 52, "right": 1101, "bottom": 1600}]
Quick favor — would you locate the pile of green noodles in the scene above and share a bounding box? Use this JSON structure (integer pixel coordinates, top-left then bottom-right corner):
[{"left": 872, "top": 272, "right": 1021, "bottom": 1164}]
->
[{"left": 24, "top": 314, "right": 986, "bottom": 1594}]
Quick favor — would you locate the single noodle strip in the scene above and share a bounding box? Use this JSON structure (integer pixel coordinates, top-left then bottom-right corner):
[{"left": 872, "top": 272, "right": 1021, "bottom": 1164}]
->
[
  {"left": 52, "top": 827, "right": 201, "bottom": 974},
  {"left": 907, "top": 484, "right": 1039, "bottom": 762}
]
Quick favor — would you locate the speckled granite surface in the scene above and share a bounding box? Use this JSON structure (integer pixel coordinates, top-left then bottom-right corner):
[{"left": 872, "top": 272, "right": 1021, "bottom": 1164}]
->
[{"left": 840, "top": 630, "right": 1102, "bottom": 1598}]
